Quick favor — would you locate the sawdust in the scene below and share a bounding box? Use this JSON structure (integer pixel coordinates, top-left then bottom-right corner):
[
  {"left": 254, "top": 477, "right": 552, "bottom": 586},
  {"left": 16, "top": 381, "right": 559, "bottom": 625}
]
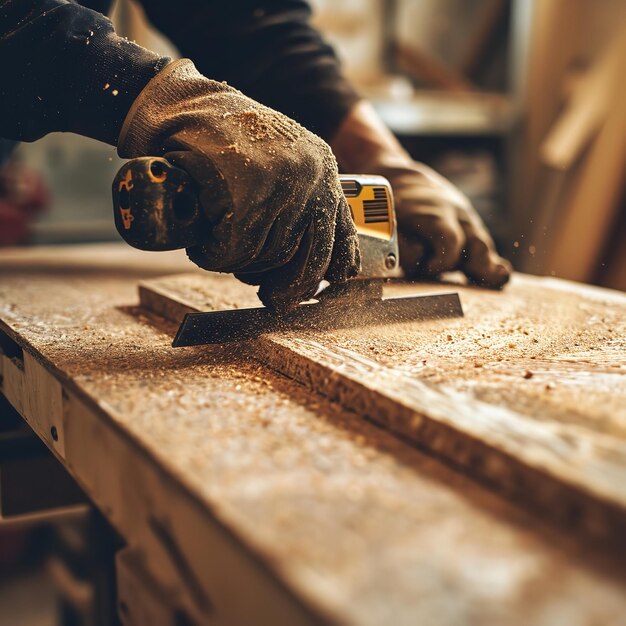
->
[
  {"left": 310, "top": 276, "right": 626, "bottom": 437},
  {"left": 148, "top": 272, "right": 261, "bottom": 312},
  {"left": 135, "top": 270, "right": 626, "bottom": 545},
  {"left": 3, "top": 246, "right": 626, "bottom": 625},
  {"left": 137, "top": 270, "right": 626, "bottom": 439},
  {"left": 236, "top": 109, "right": 278, "bottom": 142}
]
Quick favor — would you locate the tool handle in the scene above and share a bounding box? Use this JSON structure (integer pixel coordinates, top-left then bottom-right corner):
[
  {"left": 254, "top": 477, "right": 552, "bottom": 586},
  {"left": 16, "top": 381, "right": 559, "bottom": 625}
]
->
[
  {"left": 112, "top": 159, "right": 399, "bottom": 279},
  {"left": 112, "top": 157, "right": 208, "bottom": 251}
]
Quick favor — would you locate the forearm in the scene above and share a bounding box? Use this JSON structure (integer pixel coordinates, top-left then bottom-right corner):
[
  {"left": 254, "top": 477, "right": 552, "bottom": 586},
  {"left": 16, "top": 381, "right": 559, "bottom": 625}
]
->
[
  {"left": 331, "top": 101, "right": 456, "bottom": 194},
  {"left": 138, "top": 0, "right": 360, "bottom": 141},
  {"left": 0, "top": 0, "right": 170, "bottom": 144},
  {"left": 330, "top": 100, "right": 413, "bottom": 172}
]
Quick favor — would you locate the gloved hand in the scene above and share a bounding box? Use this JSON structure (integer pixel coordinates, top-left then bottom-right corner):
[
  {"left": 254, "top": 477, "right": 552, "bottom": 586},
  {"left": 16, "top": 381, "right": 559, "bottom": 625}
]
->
[
  {"left": 385, "top": 159, "right": 511, "bottom": 287},
  {"left": 331, "top": 101, "right": 511, "bottom": 288},
  {"left": 118, "top": 60, "right": 360, "bottom": 309}
]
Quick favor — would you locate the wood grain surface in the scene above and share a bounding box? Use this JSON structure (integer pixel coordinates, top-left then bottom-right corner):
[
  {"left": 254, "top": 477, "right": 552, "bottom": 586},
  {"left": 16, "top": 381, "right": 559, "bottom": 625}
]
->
[
  {"left": 140, "top": 272, "right": 626, "bottom": 542},
  {"left": 1, "top": 244, "right": 626, "bottom": 626}
]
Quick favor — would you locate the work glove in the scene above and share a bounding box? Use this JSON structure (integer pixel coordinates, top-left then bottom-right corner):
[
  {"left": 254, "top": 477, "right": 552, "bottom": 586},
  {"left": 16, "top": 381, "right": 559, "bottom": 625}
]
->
[
  {"left": 331, "top": 102, "right": 511, "bottom": 288},
  {"left": 118, "top": 60, "right": 360, "bottom": 309},
  {"left": 385, "top": 159, "right": 511, "bottom": 287}
]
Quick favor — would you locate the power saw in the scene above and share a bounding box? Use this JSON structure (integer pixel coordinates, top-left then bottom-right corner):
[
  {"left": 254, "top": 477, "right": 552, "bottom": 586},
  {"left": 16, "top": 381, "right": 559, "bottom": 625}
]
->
[{"left": 112, "top": 158, "right": 463, "bottom": 346}]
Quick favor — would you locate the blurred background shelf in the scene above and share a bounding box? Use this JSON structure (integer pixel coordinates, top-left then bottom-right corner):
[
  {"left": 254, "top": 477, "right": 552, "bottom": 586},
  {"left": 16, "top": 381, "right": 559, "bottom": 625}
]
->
[{"left": 371, "top": 90, "right": 514, "bottom": 136}]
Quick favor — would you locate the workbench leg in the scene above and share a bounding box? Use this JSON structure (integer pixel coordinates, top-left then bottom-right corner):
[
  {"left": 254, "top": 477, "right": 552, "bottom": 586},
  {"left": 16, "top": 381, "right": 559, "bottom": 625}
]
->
[{"left": 116, "top": 546, "right": 194, "bottom": 626}]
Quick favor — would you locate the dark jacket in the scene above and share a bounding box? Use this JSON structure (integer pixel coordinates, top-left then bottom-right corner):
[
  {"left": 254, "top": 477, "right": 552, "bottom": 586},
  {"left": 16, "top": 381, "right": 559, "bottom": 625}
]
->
[{"left": 0, "top": 0, "right": 358, "bottom": 146}]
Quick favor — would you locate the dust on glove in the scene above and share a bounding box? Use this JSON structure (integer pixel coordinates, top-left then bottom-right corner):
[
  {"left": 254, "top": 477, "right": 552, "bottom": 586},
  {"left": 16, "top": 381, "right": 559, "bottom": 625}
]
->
[{"left": 118, "top": 60, "right": 360, "bottom": 309}]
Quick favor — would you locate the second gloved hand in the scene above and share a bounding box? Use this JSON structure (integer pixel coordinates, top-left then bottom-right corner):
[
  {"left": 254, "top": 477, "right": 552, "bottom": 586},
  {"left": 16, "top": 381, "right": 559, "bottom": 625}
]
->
[
  {"left": 331, "top": 101, "right": 511, "bottom": 289},
  {"left": 387, "top": 159, "right": 512, "bottom": 288},
  {"left": 118, "top": 60, "right": 360, "bottom": 309}
]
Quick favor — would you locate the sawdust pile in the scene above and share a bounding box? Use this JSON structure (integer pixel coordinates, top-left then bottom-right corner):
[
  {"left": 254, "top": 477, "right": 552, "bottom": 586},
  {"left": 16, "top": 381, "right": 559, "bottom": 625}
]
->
[
  {"left": 314, "top": 277, "right": 626, "bottom": 436},
  {"left": 133, "top": 270, "right": 626, "bottom": 437}
]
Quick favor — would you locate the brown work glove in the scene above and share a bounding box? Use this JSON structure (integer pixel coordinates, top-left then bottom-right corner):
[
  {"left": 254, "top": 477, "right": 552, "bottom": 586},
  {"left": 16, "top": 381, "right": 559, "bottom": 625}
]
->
[
  {"left": 331, "top": 102, "right": 511, "bottom": 288},
  {"left": 118, "top": 60, "right": 360, "bottom": 309}
]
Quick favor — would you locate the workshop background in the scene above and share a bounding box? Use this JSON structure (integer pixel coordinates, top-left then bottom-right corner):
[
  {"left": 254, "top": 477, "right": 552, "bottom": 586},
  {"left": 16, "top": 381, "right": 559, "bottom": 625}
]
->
[
  {"left": 3, "top": 0, "right": 625, "bottom": 290},
  {"left": 1, "top": 0, "right": 625, "bottom": 624}
]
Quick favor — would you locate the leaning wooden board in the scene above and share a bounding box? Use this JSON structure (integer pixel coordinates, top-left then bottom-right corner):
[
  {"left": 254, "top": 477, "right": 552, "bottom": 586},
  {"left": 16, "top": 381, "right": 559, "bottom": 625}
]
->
[
  {"left": 1, "top": 244, "right": 626, "bottom": 626},
  {"left": 140, "top": 272, "right": 626, "bottom": 543}
]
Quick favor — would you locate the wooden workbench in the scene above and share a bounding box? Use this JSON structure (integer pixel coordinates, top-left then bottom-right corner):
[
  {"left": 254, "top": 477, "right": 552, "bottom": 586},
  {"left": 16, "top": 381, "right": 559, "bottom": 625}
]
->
[{"left": 1, "top": 243, "right": 625, "bottom": 626}]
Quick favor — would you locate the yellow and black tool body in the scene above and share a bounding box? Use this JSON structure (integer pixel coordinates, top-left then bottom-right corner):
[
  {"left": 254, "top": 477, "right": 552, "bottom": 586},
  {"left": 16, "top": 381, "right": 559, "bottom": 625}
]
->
[
  {"left": 112, "top": 157, "right": 462, "bottom": 345},
  {"left": 112, "top": 158, "right": 400, "bottom": 278}
]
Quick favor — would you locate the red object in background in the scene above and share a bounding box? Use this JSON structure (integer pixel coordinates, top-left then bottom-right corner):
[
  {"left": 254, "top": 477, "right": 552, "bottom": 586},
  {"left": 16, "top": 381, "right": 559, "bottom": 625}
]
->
[
  {"left": 0, "top": 164, "right": 50, "bottom": 246},
  {"left": 0, "top": 201, "right": 29, "bottom": 245},
  {"left": 0, "top": 528, "right": 27, "bottom": 568}
]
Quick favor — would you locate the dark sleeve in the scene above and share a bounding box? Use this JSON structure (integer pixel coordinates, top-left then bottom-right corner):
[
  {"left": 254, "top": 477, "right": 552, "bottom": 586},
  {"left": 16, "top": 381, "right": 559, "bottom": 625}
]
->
[
  {"left": 137, "top": 0, "right": 360, "bottom": 141},
  {"left": 0, "top": 0, "right": 170, "bottom": 145}
]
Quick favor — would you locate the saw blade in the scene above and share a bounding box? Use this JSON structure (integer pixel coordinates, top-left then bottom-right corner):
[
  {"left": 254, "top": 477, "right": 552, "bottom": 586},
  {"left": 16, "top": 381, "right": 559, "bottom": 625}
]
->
[{"left": 172, "top": 292, "right": 463, "bottom": 347}]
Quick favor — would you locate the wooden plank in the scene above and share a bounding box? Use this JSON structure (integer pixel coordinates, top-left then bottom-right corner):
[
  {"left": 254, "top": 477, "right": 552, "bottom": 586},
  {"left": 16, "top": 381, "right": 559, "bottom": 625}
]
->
[
  {"left": 459, "top": 0, "right": 508, "bottom": 78},
  {"left": 394, "top": 42, "right": 475, "bottom": 93},
  {"left": 2, "top": 244, "right": 626, "bottom": 625},
  {"left": 539, "top": 24, "right": 624, "bottom": 171},
  {"left": 139, "top": 272, "right": 626, "bottom": 543},
  {"left": 543, "top": 27, "right": 626, "bottom": 282},
  {"left": 1, "top": 345, "right": 65, "bottom": 458},
  {"left": 512, "top": 0, "right": 588, "bottom": 234},
  {"left": 526, "top": 20, "right": 626, "bottom": 279}
]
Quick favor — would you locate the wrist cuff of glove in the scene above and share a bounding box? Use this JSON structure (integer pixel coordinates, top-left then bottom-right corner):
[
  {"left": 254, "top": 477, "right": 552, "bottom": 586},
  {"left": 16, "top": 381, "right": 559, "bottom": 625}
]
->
[{"left": 118, "top": 59, "right": 216, "bottom": 158}]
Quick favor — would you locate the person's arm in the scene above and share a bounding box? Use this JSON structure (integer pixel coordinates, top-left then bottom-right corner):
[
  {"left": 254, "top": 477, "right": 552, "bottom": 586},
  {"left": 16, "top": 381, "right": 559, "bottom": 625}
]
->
[
  {"left": 0, "top": 0, "right": 170, "bottom": 144},
  {"left": 135, "top": 0, "right": 360, "bottom": 143},
  {"left": 138, "top": 0, "right": 511, "bottom": 288},
  {"left": 0, "top": 1, "right": 359, "bottom": 308}
]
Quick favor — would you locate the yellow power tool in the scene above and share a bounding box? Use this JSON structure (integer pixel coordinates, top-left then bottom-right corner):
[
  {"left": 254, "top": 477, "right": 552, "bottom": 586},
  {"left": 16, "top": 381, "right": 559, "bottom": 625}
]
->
[{"left": 112, "top": 158, "right": 462, "bottom": 345}]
